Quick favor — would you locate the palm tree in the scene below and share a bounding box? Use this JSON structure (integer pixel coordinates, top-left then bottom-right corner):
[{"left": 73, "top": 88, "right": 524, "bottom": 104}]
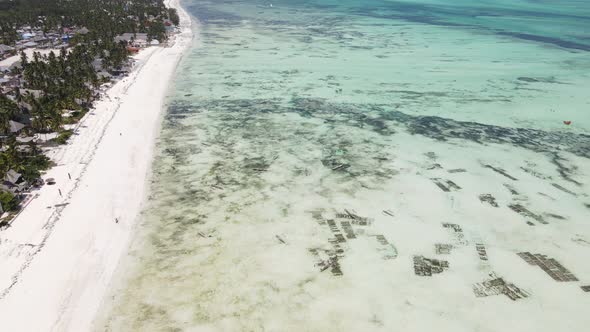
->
[{"left": 0, "top": 94, "right": 18, "bottom": 134}]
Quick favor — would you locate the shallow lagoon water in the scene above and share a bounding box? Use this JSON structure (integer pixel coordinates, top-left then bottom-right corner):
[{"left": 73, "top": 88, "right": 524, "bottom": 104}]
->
[{"left": 100, "top": 1, "right": 590, "bottom": 331}]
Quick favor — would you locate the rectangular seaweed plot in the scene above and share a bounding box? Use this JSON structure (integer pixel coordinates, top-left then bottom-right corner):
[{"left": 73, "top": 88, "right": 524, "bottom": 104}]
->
[
  {"left": 431, "top": 178, "right": 462, "bottom": 192},
  {"left": 442, "top": 223, "right": 469, "bottom": 246},
  {"left": 373, "top": 235, "right": 398, "bottom": 260},
  {"left": 435, "top": 243, "right": 453, "bottom": 255},
  {"left": 475, "top": 242, "right": 489, "bottom": 261},
  {"left": 413, "top": 255, "right": 449, "bottom": 276},
  {"left": 309, "top": 248, "right": 343, "bottom": 277},
  {"left": 484, "top": 164, "right": 518, "bottom": 181},
  {"left": 517, "top": 252, "right": 578, "bottom": 282},
  {"left": 327, "top": 220, "right": 346, "bottom": 243},
  {"left": 335, "top": 209, "right": 373, "bottom": 226},
  {"left": 340, "top": 221, "right": 356, "bottom": 239},
  {"left": 473, "top": 275, "right": 529, "bottom": 301},
  {"left": 309, "top": 209, "right": 327, "bottom": 225}
]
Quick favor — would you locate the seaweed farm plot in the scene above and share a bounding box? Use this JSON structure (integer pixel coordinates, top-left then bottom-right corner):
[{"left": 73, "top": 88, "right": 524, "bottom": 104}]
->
[
  {"left": 372, "top": 235, "right": 398, "bottom": 260},
  {"left": 442, "top": 223, "right": 469, "bottom": 246},
  {"left": 308, "top": 209, "right": 398, "bottom": 276},
  {"left": 517, "top": 252, "right": 579, "bottom": 282},
  {"left": 474, "top": 242, "right": 489, "bottom": 262},
  {"left": 435, "top": 243, "right": 453, "bottom": 255},
  {"left": 431, "top": 178, "right": 461, "bottom": 192},
  {"left": 473, "top": 273, "right": 530, "bottom": 301},
  {"left": 509, "top": 204, "right": 548, "bottom": 225},
  {"left": 413, "top": 255, "right": 449, "bottom": 276},
  {"left": 309, "top": 247, "right": 343, "bottom": 276}
]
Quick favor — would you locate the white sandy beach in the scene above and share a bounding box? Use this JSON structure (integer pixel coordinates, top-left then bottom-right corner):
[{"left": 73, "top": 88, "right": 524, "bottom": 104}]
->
[{"left": 0, "top": 0, "right": 193, "bottom": 330}]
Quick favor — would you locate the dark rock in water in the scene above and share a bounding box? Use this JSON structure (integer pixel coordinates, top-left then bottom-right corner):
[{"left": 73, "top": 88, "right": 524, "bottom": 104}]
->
[
  {"left": 479, "top": 194, "right": 499, "bottom": 207},
  {"left": 446, "top": 180, "right": 461, "bottom": 190},
  {"left": 537, "top": 192, "right": 555, "bottom": 200},
  {"left": 363, "top": 117, "right": 391, "bottom": 134},
  {"left": 517, "top": 76, "right": 567, "bottom": 84},
  {"left": 427, "top": 163, "right": 442, "bottom": 170},
  {"left": 504, "top": 184, "right": 519, "bottom": 196},
  {"left": 431, "top": 178, "right": 461, "bottom": 192},
  {"left": 424, "top": 151, "right": 437, "bottom": 160},
  {"left": 520, "top": 166, "right": 548, "bottom": 179},
  {"left": 431, "top": 178, "right": 449, "bottom": 192},
  {"left": 517, "top": 77, "right": 541, "bottom": 83},
  {"left": 545, "top": 213, "right": 566, "bottom": 220},
  {"left": 322, "top": 158, "right": 350, "bottom": 172},
  {"left": 301, "top": 36, "right": 313, "bottom": 43},
  {"left": 551, "top": 183, "right": 576, "bottom": 196},
  {"left": 550, "top": 153, "right": 582, "bottom": 186},
  {"left": 448, "top": 168, "right": 466, "bottom": 173},
  {"left": 484, "top": 164, "right": 518, "bottom": 181},
  {"left": 509, "top": 204, "right": 547, "bottom": 224},
  {"left": 243, "top": 156, "right": 271, "bottom": 173}
]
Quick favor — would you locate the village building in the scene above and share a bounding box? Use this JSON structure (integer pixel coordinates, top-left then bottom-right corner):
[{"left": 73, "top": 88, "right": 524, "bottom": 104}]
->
[
  {"left": 115, "top": 33, "right": 149, "bottom": 48},
  {"left": 8, "top": 121, "right": 26, "bottom": 134},
  {"left": 20, "top": 89, "right": 44, "bottom": 99},
  {"left": 21, "top": 32, "right": 35, "bottom": 40},
  {"left": 4, "top": 169, "right": 23, "bottom": 186},
  {"left": 76, "top": 27, "right": 90, "bottom": 35},
  {"left": 20, "top": 41, "right": 38, "bottom": 49},
  {"left": 0, "top": 44, "right": 15, "bottom": 59}
]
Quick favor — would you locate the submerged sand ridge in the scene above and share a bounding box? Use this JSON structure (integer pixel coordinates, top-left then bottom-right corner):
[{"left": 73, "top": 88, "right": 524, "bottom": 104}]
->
[{"left": 105, "top": 0, "right": 590, "bottom": 331}]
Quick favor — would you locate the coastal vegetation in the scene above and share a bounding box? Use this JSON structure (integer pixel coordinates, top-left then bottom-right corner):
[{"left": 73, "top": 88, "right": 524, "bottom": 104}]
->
[{"left": 0, "top": 0, "right": 179, "bottom": 218}]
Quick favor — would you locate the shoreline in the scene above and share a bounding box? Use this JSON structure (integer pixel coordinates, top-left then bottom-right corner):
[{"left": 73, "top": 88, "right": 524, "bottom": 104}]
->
[{"left": 0, "top": 0, "right": 193, "bottom": 330}]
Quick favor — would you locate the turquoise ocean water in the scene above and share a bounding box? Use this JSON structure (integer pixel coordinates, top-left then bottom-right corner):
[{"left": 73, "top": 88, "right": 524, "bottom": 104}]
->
[{"left": 100, "top": 1, "right": 590, "bottom": 331}]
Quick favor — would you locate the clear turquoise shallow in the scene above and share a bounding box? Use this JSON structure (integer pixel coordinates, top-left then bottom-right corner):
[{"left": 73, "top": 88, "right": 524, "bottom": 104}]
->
[
  {"left": 173, "top": 0, "right": 590, "bottom": 131},
  {"left": 100, "top": 1, "right": 590, "bottom": 330}
]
